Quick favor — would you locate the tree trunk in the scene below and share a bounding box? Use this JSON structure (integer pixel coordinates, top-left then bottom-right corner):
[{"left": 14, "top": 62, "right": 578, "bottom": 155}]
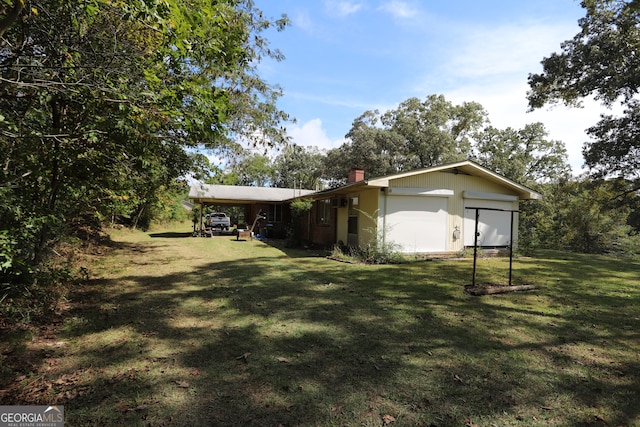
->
[{"left": 465, "top": 284, "right": 538, "bottom": 296}]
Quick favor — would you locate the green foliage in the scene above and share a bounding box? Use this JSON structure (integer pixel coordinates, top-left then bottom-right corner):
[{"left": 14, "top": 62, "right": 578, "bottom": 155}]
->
[
  {"left": 339, "top": 241, "right": 405, "bottom": 265},
  {"left": 342, "top": 209, "right": 405, "bottom": 264},
  {"left": 473, "top": 122, "right": 571, "bottom": 185},
  {"left": 273, "top": 145, "right": 326, "bottom": 189},
  {"left": 325, "top": 94, "right": 488, "bottom": 185},
  {"left": 383, "top": 95, "right": 487, "bottom": 169},
  {"left": 148, "top": 182, "right": 191, "bottom": 226},
  {"left": 527, "top": 0, "right": 640, "bottom": 178},
  {"left": 0, "top": 0, "right": 291, "bottom": 325},
  {"left": 289, "top": 198, "right": 313, "bottom": 218},
  {"left": 230, "top": 152, "right": 275, "bottom": 186},
  {"left": 285, "top": 198, "right": 313, "bottom": 247},
  {"left": 519, "top": 178, "right": 640, "bottom": 256}
]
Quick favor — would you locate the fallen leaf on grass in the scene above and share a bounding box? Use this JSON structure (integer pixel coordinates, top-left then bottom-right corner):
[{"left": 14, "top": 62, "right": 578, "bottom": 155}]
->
[
  {"left": 594, "top": 415, "right": 608, "bottom": 424},
  {"left": 236, "top": 352, "right": 251, "bottom": 362},
  {"left": 382, "top": 414, "right": 396, "bottom": 424},
  {"left": 277, "top": 357, "right": 290, "bottom": 363},
  {"left": 175, "top": 380, "right": 189, "bottom": 388},
  {"left": 117, "top": 404, "right": 150, "bottom": 413}
]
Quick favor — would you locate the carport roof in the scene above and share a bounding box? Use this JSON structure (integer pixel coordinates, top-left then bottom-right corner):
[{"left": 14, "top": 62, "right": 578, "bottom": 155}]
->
[{"left": 189, "top": 183, "right": 315, "bottom": 205}]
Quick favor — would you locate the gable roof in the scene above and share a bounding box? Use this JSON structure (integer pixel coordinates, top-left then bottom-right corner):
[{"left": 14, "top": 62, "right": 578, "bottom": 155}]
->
[
  {"left": 189, "top": 183, "right": 315, "bottom": 205},
  {"left": 313, "top": 160, "right": 543, "bottom": 200}
]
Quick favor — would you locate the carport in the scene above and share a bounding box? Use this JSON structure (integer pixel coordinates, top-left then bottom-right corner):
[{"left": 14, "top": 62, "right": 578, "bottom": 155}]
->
[{"left": 188, "top": 183, "right": 315, "bottom": 237}]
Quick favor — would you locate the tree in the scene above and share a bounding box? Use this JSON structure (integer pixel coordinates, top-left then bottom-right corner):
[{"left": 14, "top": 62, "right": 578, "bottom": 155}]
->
[
  {"left": 0, "top": 0, "right": 23, "bottom": 37},
  {"left": 273, "top": 145, "right": 326, "bottom": 190},
  {"left": 382, "top": 95, "right": 487, "bottom": 169},
  {"left": 323, "top": 110, "right": 399, "bottom": 186},
  {"left": 230, "top": 151, "right": 275, "bottom": 187},
  {"left": 325, "top": 94, "right": 487, "bottom": 185},
  {"left": 473, "top": 122, "right": 571, "bottom": 185},
  {"left": 1, "top": 0, "right": 288, "bottom": 223},
  {"left": 0, "top": 0, "right": 291, "bottom": 317},
  {"left": 527, "top": 0, "right": 640, "bottom": 181}
]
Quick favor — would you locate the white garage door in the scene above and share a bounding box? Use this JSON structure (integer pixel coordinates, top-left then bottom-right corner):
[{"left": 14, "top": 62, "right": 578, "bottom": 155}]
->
[
  {"left": 386, "top": 196, "right": 448, "bottom": 253},
  {"left": 464, "top": 200, "right": 514, "bottom": 247}
]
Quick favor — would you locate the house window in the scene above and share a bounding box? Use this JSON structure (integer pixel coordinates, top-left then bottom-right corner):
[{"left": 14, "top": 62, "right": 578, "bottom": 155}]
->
[
  {"left": 269, "top": 204, "right": 282, "bottom": 222},
  {"left": 316, "top": 199, "right": 331, "bottom": 225}
]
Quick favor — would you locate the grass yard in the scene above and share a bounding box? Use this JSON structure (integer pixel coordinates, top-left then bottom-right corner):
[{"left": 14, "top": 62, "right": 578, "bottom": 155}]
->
[{"left": 2, "top": 223, "right": 640, "bottom": 426}]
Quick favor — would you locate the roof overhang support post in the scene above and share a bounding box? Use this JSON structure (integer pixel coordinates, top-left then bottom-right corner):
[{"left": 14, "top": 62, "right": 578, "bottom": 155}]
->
[{"left": 199, "top": 202, "right": 204, "bottom": 237}]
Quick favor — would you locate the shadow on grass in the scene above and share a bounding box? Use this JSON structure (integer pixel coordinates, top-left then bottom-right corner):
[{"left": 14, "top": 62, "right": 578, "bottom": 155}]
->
[
  {"left": 9, "top": 241, "right": 640, "bottom": 426},
  {"left": 148, "top": 232, "right": 194, "bottom": 238}
]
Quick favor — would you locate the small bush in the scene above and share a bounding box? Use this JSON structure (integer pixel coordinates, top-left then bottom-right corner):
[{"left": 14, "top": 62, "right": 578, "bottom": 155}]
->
[{"left": 330, "top": 242, "right": 404, "bottom": 264}]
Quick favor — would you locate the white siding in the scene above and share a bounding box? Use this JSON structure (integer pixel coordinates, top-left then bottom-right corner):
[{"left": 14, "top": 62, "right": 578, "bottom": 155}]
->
[
  {"left": 463, "top": 199, "right": 517, "bottom": 247},
  {"left": 384, "top": 195, "right": 448, "bottom": 253}
]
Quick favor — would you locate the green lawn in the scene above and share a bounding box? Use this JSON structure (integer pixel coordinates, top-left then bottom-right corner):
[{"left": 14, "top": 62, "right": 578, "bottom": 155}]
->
[{"left": 3, "top": 224, "right": 640, "bottom": 426}]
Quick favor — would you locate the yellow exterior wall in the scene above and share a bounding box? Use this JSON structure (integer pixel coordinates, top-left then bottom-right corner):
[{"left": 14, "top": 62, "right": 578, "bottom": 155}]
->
[
  {"left": 336, "top": 205, "right": 348, "bottom": 245},
  {"left": 334, "top": 188, "right": 381, "bottom": 248},
  {"left": 357, "top": 188, "right": 380, "bottom": 247}
]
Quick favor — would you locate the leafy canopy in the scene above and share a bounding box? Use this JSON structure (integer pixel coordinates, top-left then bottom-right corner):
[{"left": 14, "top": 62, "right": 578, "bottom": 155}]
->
[
  {"left": 0, "top": 0, "right": 291, "bottom": 290},
  {"left": 527, "top": 0, "right": 640, "bottom": 179},
  {"left": 325, "top": 95, "right": 488, "bottom": 185}
]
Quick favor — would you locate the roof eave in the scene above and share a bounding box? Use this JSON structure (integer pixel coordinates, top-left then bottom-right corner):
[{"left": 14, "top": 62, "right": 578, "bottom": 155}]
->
[{"left": 305, "top": 180, "right": 371, "bottom": 198}]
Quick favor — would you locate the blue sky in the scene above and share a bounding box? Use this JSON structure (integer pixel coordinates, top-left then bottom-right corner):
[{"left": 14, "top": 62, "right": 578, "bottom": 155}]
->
[{"left": 254, "top": 0, "right": 613, "bottom": 174}]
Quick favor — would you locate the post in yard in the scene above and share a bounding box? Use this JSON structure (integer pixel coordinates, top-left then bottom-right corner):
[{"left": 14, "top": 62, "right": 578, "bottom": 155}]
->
[{"left": 466, "top": 207, "right": 520, "bottom": 288}]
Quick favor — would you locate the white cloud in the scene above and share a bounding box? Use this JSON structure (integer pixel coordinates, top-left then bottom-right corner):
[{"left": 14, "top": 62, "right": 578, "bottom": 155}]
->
[
  {"left": 293, "top": 10, "right": 315, "bottom": 33},
  {"left": 325, "top": 0, "right": 365, "bottom": 17},
  {"left": 444, "top": 80, "right": 621, "bottom": 175},
  {"left": 409, "top": 19, "right": 613, "bottom": 175},
  {"left": 377, "top": 0, "right": 419, "bottom": 19},
  {"left": 287, "top": 118, "right": 346, "bottom": 151}
]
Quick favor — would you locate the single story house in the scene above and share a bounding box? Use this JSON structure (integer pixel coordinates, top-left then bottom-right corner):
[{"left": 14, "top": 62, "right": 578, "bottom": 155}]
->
[{"left": 189, "top": 160, "right": 542, "bottom": 254}]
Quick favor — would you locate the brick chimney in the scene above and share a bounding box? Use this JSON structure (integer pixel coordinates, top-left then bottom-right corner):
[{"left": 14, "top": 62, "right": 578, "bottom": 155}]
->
[{"left": 348, "top": 168, "right": 365, "bottom": 183}]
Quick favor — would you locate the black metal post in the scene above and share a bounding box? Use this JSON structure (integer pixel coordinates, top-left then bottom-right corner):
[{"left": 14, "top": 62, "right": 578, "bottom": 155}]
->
[
  {"left": 509, "top": 210, "right": 514, "bottom": 286},
  {"left": 472, "top": 208, "right": 479, "bottom": 287}
]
